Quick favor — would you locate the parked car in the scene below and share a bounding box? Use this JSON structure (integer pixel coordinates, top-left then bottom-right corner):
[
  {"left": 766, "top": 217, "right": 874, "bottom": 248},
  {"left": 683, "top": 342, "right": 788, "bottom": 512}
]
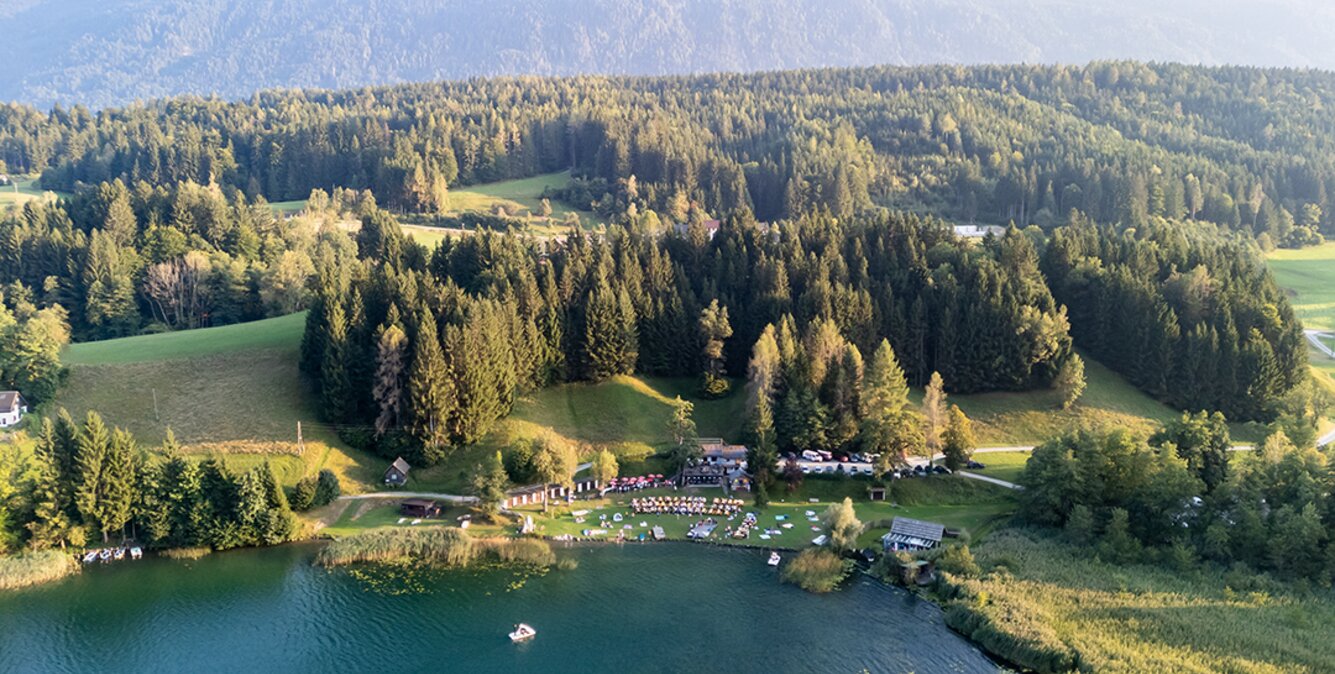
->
[
  {"left": 966, "top": 460, "right": 986, "bottom": 469},
  {"left": 932, "top": 465, "right": 951, "bottom": 475}
]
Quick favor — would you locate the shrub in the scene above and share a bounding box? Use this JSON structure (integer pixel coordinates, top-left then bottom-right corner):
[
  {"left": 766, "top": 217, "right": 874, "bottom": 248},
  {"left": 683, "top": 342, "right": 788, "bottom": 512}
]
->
[
  {"left": 781, "top": 548, "right": 851, "bottom": 593},
  {"left": 934, "top": 544, "right": 981, "bottom": 578},
  {"left": 314, "top": 470, "right": 341, "bottom": 506},
  {"left": 290, "top": 477, "right": 317, "bottom": 511}
]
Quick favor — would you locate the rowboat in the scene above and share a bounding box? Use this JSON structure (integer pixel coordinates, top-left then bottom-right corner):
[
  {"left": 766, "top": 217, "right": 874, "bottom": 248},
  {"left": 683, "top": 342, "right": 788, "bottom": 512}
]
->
[{"left": 509, "top": 623, "right": 537, "bottom": 642}]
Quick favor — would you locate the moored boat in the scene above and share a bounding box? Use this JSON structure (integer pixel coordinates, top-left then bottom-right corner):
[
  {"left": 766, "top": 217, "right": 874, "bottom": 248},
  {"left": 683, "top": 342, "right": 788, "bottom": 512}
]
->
[
  {"left": 509, "top": 623, "right": 536, "bottom": 642},
  {"left": 768, "top": 551, "right": 781, "bottom": 567}
]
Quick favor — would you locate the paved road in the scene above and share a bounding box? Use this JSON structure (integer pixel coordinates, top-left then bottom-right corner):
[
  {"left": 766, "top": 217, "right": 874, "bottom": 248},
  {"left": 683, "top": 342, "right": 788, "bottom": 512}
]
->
[
  {"left": 1319, "top": 428, "right": 1335, "bottom": 448},
  {"left": 340, "top": 462, "right": 593, "bottom": 502},
  {"left": 1305, "top": 329, "right": 1335, "bottom": 358}
]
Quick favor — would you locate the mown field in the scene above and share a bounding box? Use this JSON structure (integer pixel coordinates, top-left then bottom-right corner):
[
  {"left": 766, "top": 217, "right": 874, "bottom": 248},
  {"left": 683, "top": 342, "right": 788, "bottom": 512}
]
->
[
  {"left": 1268, "top": 242, "right": 1335, "bottom": 332},
  {"left": 322, "top": 475, "right": 1017, "bottom": 549},
  {"left": 53, "top": 313, "right": 383, "bottom": 490},
  {"left": 274, "top": 171, "right": 599, "bottom": 241},
  {"left": 953, "top": 529, "right": 1335, "bottom": 673},
  {"left": 0, "top": 177, "right": 68, "bottom": 214}
]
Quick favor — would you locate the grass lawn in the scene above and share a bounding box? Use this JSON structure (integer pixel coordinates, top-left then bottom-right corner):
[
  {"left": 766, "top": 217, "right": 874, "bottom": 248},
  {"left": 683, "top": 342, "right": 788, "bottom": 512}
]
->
[
  {"left": 956, "top": 528, "right": 1335, "bottom": 672},
  {"left": 0, "top": 177, "right": 69, "bottom": 214},
  {"left": 968, "top": 451, "right": 1030, "bottom": 484},
  {"left": 408, "top": 375, "right": 745, "bottom": 493},
  {"left": 445, "top": 171, "right": 597, "bottom": 229},
  {"left": 938, "top": 350, "right": 1264, "bottom": 444},
  {"left": 325, "top": 475, "right": 1016, "bottom": 552},
  {"left": 514, "top": 476, "right": 1015, "bottom": 549},
  {"left": 1268, "top": 242, "right": 1335, "bottom": 331},
  {"left": 53, "top": 313, "right": 383, "bottom": 491}
]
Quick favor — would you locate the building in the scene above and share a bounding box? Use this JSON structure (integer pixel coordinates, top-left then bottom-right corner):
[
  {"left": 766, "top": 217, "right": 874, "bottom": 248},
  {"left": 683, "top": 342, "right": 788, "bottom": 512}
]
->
[
  {"left": 881, "top": 517, "right": 945, "bottom": 553},
  {"left": 955, "top": 222, "right": 1003, "bottom": 238},
  {"left": 501, "top": 477, "right": 603, "bottom": 509},
  {"left": 0, "top": 391, "right": 26, "bottom": 428},
  {"left": 384, "top": 457, "right": 410, "bottom": 486},
  {"left": 399, "top": 498, "right": 441, "bottom": 518}
]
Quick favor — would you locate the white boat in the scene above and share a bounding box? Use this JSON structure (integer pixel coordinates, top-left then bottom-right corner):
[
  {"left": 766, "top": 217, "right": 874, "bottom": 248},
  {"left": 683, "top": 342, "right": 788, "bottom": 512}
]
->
[
  {"left": 509, "top": 623, "right": 537, "bottom": 642},
  {"left": 82, "top": 551, "right": 99, "bottom": 564},
  {"left": 768, "top": 552, "right": 781, "bottom": 567},
  {"left": 129, "top": 546, "right": 143, "bottom": 560}
]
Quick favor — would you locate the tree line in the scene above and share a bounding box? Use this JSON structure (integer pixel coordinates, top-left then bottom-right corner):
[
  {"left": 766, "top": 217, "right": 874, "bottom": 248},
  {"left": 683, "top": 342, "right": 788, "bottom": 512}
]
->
[
  {"left": 1021, "top": 418, "right": 1335, "bottom": 586},
  {"left": 0, "top": 409, "right": 339, "bottom": 555},
  {"left": 0, "top": 179, "right": 357, "bottom": 342},
  {"left": 4, "top": 63, "right": 1335, "bottom": 246},
  {"left": 1043, "top": 215, "right": 1308, "bottom": 421},
  {"left": 303, "top": 206, "right": 1073, "bottom": 465}
]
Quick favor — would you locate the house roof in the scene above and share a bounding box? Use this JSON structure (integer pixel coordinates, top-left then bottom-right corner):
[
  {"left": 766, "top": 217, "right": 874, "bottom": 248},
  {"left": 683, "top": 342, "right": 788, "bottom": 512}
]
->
[
  {"left": 388, "top": 457, "right": 410, "bottom": 475},
  {"left": 702, "top": 443, "right": 748, "bottom": 461},
  {"left": 0, "top": 391, "right": 21, "bottom": 412},
  {"left": 884, "top": 517, "right": 945, "bottom": 544}
]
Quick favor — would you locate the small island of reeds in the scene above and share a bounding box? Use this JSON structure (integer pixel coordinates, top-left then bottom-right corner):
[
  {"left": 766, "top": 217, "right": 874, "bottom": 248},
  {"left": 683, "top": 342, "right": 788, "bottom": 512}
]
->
[{"left": 316, "top": 528, "right": 558, "bottom": 570}]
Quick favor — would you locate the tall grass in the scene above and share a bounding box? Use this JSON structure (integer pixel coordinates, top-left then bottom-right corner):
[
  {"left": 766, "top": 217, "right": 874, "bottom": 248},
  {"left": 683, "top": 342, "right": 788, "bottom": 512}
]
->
[
  {"left": 939, "top": 529, "right": 1335, "bottom": 673},
  {"left": 780, "top": 548, "right": 851, "bottom": 593},
  {"left": 0, "top": 551, "right": 79, "bottom": 591},
  {"left": 316, "top": 528, "right": 557, "bottom": 569}
]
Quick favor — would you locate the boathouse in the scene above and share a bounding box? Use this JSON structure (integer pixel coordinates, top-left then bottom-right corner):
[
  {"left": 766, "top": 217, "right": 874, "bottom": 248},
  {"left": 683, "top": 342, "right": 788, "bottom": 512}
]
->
[
  {"left": 881, "top": 517, "right": 945, "bottom": 553},
  {"left": 400, "top": 498, "right": 441, "bottom": 518},
  {"left": 384, "top": 457, "right": 410, "bottom": 486}
]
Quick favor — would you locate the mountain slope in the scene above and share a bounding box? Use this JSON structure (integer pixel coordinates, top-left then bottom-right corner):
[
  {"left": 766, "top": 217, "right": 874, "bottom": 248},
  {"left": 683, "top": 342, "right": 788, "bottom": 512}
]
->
[{"left": 5, "top": 0, "right": 1335, "bottom": 108}]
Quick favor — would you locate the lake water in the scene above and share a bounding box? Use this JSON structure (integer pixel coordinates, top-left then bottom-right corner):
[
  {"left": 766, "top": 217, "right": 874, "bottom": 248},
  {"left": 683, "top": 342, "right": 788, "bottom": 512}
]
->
[{"left": 0, "top": 543, "right": 1002, "bottom": 673}]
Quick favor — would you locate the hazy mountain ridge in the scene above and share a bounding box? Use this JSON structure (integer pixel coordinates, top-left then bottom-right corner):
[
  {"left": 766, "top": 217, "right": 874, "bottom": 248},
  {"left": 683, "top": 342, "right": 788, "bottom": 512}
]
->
[{"left": 4, "top": 0, "right": 1335, "bottom": 108}]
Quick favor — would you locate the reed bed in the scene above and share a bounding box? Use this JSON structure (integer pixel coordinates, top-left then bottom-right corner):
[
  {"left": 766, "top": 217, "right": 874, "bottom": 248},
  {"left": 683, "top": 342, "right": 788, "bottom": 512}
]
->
[
  {"left": 316, "top": 528, "right": 557, "bottom": 570},
  {"left": 0, "top": 551, "right": 79, "bottom": 591}
]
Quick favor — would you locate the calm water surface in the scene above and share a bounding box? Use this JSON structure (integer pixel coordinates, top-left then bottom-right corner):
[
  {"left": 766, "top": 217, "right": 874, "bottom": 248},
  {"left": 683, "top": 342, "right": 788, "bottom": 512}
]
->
[{"left": 0, "top": 543, "right": 1002, "bottom": 673}]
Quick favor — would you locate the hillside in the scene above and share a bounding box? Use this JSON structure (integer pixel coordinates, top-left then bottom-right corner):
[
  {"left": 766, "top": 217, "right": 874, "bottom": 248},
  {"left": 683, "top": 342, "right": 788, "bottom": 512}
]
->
[
  {"left": 4, "top": 0, "right": 1335, "bottom": 108},
  {"left": 52, "top": 313, "right": 384, "bottom": 490}
]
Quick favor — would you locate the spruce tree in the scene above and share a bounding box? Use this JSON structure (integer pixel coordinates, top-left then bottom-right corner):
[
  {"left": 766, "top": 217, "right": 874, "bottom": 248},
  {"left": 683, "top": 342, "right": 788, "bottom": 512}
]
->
[
  {"left": 98, "top": 428, "right": 137, "bottom": 543},
  {"left": 860, "top": 340, "right": 912, "bottom": 463},
  {"left": 373, "top": 312, "right": 408, "bottom": 436},
  {"left": 406, "top": 310, "right": 454, "bottom": 459},
  {"left": 75, "top": 411, "right": 111, "bottom": 539}
]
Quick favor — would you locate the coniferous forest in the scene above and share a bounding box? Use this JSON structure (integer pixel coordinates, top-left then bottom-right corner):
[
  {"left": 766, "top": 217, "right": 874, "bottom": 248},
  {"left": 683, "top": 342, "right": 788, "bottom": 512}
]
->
[{"left": 0, "top": 62, "right": 1317, "bottom": 454}]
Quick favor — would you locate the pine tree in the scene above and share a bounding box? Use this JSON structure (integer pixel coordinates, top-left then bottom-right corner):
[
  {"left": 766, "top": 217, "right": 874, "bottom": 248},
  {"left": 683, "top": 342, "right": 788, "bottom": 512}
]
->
[
  {"left": 320, "top": 298, "right": 353, "bottom": 423},
  {"left": 372, "top": 310, "right": 408, "bottom": 436},
  {"left": 860, "top": 340, "right": 913, "bottom": 463},
  {"left": 922, "top": 372, "right": 947, "bottom": 458},
  {"left": 1054, "top": 353, "right": 1086, "bottom": 410},
  {"left": 941, "top": 405, "right": 976, "bottom": 471},
  {"left": 26, "top": 418, "right": 76, "bottom": 550},
  {"left": 406, "top": 310, "right": 454, "bottom": 459},
  {"left": 698, "top": 299, "right": 733, "bottom": 396},
  {"left": 99, "top": 428, "right": 137, "bottom": 542},
  {"left": 74, "top": 411, "right": 111, "bottom": 539},
  {"left": 531, "top": 433, "right": 577, "bottom": 512},
  {"left": 745, "top": 325, "right": 781, "bottom": 482},
  {"left": 584, "top": 281, "right": 638, "bottom": 380},
  {"left": 470, "top": 451, "right": 511, "bottom": 518}
]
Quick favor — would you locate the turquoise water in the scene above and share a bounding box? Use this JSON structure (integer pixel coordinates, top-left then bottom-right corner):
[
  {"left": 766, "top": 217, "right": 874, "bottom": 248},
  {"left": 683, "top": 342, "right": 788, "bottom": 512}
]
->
[{"left": 0, "top": 543, "right": 1002, "bottom": 673}]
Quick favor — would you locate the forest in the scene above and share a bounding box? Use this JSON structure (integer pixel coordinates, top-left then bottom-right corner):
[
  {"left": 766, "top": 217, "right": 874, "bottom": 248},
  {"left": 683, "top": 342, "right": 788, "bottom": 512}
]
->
[
  {"left": 1, "top": 63, "right": 1334, "bottom": 247},
  {"left": 0, "top": 62, "right": 1316, "bottom": 452}
]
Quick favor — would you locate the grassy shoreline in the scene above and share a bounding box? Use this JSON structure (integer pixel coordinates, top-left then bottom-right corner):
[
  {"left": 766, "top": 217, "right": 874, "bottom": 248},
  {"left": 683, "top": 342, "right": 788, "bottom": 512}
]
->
[{"left": 0, "top": 551, "right": 80, "bottom": 591}]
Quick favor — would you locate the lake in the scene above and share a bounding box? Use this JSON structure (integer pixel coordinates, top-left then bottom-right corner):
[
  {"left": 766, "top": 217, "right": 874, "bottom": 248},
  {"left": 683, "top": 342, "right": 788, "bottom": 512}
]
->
[{"left": 0, "top": 543, "right": 1003, "bottom": 673}]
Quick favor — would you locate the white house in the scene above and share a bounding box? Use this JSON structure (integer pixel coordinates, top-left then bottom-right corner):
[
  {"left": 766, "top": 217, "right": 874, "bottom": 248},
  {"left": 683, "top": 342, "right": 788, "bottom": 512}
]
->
[{"left": 0, "top": 391, "right": 27, "bottom": 427}]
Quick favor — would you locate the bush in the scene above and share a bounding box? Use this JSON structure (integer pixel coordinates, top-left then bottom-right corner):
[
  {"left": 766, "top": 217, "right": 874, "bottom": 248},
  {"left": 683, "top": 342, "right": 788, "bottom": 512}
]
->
[
  {"left": 314, "top": 470, "right": 341, "bottom": 506},
  {"left": 934, "top": 544, "right": 981, "bottom": 578},
  {"left": 780, "top": 548, "right": 852, "bottom": 593},
  {"left": 290, "top": 477, "right": 317, "bottom": 511}
]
